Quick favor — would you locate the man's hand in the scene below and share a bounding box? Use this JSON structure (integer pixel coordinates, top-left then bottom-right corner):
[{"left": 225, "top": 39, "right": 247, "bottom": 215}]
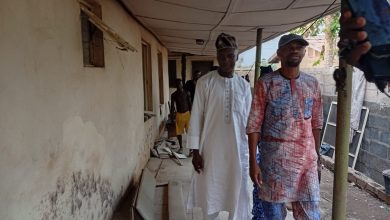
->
[
  {"left": 250, "top": 163, "right": 262, "bottom": 187},
  {"left": 313, "top": 129, "right": 322, "bottom": 183},
  {"left": 192, "top": 150, "right": 204, "bottom": 173},
  {"left": 169, "top": 111, "right": 176, "bottom": 121},
  {"left": 248, "top": 133, "right": 262, "bottom": 187},
  {"left": 339, "top": 10, "right": 371, "bottom": 67}
]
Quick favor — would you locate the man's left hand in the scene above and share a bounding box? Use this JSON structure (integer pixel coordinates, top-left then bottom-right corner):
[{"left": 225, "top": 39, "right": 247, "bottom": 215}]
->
[
  {"left": 192, "top": 150, "right": 204, "bottom": 173},
  {"left": 249, "top": 163, "right": 262, "bottom": 187}
]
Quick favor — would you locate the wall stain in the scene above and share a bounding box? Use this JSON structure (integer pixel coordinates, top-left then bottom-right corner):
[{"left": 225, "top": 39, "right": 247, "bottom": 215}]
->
[{"left": 40, "top": 171, "right": 115, "bottom": 220}]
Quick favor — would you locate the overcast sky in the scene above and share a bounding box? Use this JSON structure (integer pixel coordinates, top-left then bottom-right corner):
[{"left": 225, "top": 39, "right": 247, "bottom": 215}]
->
[{"left": 238, "top": 36, "right": 281, "bottom": 67}]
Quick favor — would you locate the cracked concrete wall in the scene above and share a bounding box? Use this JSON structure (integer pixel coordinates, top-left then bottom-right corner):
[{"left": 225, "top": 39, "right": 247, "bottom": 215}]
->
[{"left": 0, "top": 0, "right": 169, "bottom": 219}]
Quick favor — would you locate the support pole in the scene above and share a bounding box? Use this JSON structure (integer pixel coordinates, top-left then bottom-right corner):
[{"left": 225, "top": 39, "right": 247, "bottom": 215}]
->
[
  {"left": 181, "top": 54, "right": 186, "bottom": 85},
  {"left": 332, "top": 62, "right": 352, "bottom": 220},
  {"left": 332, "top": 1, "right": 352, "bottom": 218},
  {"left": 254, "top": 28, "right": 263, "bottom": 82}
]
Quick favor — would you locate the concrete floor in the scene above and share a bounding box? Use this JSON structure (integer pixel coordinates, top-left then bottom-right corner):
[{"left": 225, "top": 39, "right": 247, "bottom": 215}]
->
[
  {"left": 112, "top": 134, "right": 390, "bottom": 220},
  {"left": 112, "top": 156, "right": 390, "bottom": 220}
]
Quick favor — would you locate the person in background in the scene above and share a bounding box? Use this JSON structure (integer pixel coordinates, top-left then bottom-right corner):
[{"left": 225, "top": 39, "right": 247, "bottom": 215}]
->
[
  {"left": 251, "top": 65, "right": 274, "bottom": 220},
  {"left": 185, "top": 70, "right": 202, "bottom": 106},
  {"left": 170, "top": 79, "right": 191, "bottom": 153},
  {"left": 210, "top": 65, "right": 219, "bottom": 71},
  {"left": 260, "top": 65, "right": 273, "bottom": 78},
  {"left": 245, "top": 74, "right": 250, "bottom": 83},
  {"left": 186, "top": 33, "right": 252, "bottom": 220},
  {"left": 247, "top": 34, "right": 323, "bottom": 219}
]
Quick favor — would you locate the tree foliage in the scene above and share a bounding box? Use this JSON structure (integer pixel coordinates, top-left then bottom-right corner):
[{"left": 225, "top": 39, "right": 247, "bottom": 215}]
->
[
  {"left": 291, "top": 12, "right": 340, "bottom": 37},
  {"left": 291, "top": 12, "right": 340, "bottom": 67}
]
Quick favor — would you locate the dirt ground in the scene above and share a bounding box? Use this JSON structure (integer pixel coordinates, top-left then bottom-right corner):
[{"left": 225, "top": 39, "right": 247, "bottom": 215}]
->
[{"left": 319, "top": 168, "right": 390, "bottom": 220}]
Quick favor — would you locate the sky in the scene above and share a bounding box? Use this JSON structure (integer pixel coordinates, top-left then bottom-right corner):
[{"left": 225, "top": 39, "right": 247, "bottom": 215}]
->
[{"left": 238, "top": 36, "right": 281, "bottom": 67}]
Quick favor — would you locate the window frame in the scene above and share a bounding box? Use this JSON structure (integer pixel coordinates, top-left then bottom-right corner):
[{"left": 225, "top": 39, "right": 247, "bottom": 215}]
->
[
  {"left": 80, "top": 0, "right": 104, "bottom": 67},
  {"left": 142, "top": 41, "right": 153, "bottom": 112}
]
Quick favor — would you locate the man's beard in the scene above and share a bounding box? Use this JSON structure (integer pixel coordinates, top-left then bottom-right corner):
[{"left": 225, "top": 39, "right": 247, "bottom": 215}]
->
[
  {"left": 220, "top": 64, "right": 235, "bottom": 74},
  {"left": 286, "top": 60, "right": 301, "bottom": 67}
]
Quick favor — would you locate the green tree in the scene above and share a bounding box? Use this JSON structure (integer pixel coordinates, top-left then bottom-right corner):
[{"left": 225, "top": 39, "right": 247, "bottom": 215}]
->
[{"left": 291, "top": 12, "right": 340, "bottom": 67}]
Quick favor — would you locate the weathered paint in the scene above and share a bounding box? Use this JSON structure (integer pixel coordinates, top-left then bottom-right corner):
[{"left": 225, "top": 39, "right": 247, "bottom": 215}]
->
[
  {"left": 0, "top": 0, "right": 169, "bottom": 219},
  {"left": 40, "top": 171, "right": 115, "bottom": 220}
]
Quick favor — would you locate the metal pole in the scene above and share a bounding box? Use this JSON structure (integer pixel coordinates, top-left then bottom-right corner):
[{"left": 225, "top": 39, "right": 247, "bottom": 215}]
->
[
  {"left": 254, "top": 28, "right": 263, "bottom": 82},
  {"left": 332, "top": 62, "right": 352, "bottom": 220},
  {"left": 332, "top": 1, "right": 352, "bottom": 217}
]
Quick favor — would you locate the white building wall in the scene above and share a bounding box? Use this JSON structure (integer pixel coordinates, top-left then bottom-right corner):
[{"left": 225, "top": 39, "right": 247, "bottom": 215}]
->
[{"left": 0, "top": 0, "right": 169, "bottom": 219}]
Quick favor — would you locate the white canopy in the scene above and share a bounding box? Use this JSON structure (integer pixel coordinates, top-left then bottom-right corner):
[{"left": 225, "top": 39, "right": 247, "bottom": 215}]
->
[{"left": 121, "top": 0, "right": 340, "bottom": 55}]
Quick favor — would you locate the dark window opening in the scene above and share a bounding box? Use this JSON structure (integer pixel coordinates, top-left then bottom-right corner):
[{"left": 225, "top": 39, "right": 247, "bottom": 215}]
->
[
  {"left": 168, "top": 60, "right": 177, "bottom": 88},
  {"left": 80, "top": 1, "right": 104, "bottom": 67},
  {"left": 158, "top": 52, "right": 164, "bottom": 104},
  {"left": 142, "top": 42, "right": 153, "bottom": 112}
]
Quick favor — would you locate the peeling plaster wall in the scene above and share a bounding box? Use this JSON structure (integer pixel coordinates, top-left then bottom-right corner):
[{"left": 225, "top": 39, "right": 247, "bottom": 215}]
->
[{"left": 0, "top": 0, "right": 168, "bottom": 219}]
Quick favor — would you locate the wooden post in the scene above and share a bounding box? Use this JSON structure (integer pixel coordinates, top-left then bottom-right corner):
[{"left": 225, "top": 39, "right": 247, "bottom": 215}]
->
[
  {"left": 181, "top": 54, "right": 186, "bottom": 85},
  {"left": 254, "top": 28, "right": 263, "bottom": 81}
]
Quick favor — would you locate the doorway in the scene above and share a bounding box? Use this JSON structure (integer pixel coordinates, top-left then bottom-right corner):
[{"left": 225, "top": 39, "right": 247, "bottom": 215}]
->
[{"left": 191, "top": 61, "right": 214, "bottom": 76}]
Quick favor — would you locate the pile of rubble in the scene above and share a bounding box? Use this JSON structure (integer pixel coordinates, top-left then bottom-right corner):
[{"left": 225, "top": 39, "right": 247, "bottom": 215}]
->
[{"left": 151, "top": 138, "right": 187, "bottom": 165}]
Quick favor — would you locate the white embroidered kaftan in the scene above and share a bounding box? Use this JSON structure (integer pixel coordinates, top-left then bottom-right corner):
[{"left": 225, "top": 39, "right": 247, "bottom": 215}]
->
[{"left": 186, "top": 71, "right": 252, "bottom": 220}]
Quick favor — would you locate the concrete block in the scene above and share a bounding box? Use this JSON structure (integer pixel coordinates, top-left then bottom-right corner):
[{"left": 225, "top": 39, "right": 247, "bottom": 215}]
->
[
  {"left": 323, "top": 85, "right": 336, "bottom": 96},
  {"left": 321, "top": 156, "right": 334, "bottom": 171},
  {"left": 370, "top": 170, "right": 386, "bottom": 186},
  {"left": 380, "top": 131, "right": 390, "bottom": 145},
  {"left": 146, "top": 158, "right": 163, "bottom": 177},
  {"left": 370, "top": 157, "right": 390, "bottom": 174},
  {"left": 191, "top": 207, "right": 203, "bottom": 220},
  {"left": 369, "top": 141, "right": 389, "bottom": 160},
  {"left": 365, "top": 90, "right": 379, "bottom": 102},
  {"left": 365, "top": 181, "right": 380, "bottom": 197},
  {"left": 388, "top": 147, "right": 390, "bottom": 160},
  {"left": 361, "top": 138, "right": 370, "bottom": 151},
  {"left": 359, "top": 149, "right": 368, "bottom": 159},
  {"left": 367, "top": 114, "right": 390, "bottom": 130},
  {"left": 168, "top": 181, "right": 186, "bottom": 220},
  {"left": 216, "top": 211, "right": 229, "bottom": 220},
  {"left": 347, "top": 171, "right": 357, "bottom": 183},
  {"left": 365, "top": 127, "right": 381, "bottom": 141},
  {"left": 355, "top": 172, "right": 368, "bottom": 190},
  {"left": 377, "top": 189, "right": 390, "bottom": 204},
  {"left": 354, "top": 160, "right": 369, "bottom": 175},
  {"left": 355, "top": 151, "right": 390, "bottom": 185},
  {"left": 136, "top": 169, "right": 156, "bottom": 220},
  {"left": 323, "top": 73, "right": 334, "bottom": 83}
]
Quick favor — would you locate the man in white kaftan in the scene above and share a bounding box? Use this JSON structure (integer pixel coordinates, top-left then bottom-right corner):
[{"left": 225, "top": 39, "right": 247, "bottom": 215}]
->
[{"left": 186, "top": 33, "right": 252, "bottom": 220}]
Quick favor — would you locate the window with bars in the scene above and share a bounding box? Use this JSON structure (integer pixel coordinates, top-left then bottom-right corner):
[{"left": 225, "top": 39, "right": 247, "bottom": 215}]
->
[
  {"left": 80, "top": 0, "right": 104, "bottom": 67},
  {"left": 142, "top": 42, "right": 153, "bottom": 112},
  {"left": 158, "top": 52, "right": 164, "bottom": 104}
]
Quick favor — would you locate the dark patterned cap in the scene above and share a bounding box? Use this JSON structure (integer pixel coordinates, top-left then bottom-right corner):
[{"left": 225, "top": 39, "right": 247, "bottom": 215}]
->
[
  {"left": 278, "top": 34, "right": 309, "bottom": 49},
  {"left": 215, "top": 33, "right": 238, "bottom": 50}
]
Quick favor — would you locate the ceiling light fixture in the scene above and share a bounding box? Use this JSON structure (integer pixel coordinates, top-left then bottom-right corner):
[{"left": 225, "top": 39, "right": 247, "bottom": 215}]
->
[{"left": 196, "top": 39, "right": 204, "bottom": 45}]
